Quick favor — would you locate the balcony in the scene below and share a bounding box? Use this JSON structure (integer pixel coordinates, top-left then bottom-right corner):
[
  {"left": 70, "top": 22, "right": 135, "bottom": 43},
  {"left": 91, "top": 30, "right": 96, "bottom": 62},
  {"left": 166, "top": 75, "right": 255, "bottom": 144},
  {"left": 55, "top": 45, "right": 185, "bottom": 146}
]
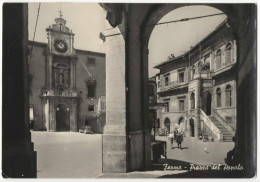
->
[
  {"left": 211, "top": 61, "right": 236, "bottom": 77},
  {"left": 42, "top": 90, "right": 78, "bottom": 97},
  {"left": 159, "top": 80, "right": 188, "bottom": 92}
]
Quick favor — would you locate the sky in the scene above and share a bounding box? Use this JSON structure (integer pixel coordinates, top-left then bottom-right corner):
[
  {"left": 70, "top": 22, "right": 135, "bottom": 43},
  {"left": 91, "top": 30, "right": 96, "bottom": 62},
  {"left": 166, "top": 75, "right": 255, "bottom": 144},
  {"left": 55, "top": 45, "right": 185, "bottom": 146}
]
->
[{"left": 28, "top": 3, "right": 226, "bottom": 77}]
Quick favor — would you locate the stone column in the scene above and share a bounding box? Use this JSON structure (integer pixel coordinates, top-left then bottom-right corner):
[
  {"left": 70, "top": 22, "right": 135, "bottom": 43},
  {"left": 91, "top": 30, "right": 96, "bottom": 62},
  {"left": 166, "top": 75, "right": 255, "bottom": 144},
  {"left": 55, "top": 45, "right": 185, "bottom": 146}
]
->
[
  {"left": 70, "top": 99, "right": 78, "bottom": 131},
  {"left": 49, "top": 99, "right": 56, "bottom": 131},
  {"left": 102, "top": 26, "right": 127, "bottom": 173},
  {"left": 46, "top": 53, "right": 53, "bottom": 90},
  {"left": 70, "top": 58, "right": 77, "bottom": 91},
  {"left": 194, "top": 79, "right": 201, "bottom": 138},
  {"left": 2, "top": 4, "right": 36, "bottom": 177}
]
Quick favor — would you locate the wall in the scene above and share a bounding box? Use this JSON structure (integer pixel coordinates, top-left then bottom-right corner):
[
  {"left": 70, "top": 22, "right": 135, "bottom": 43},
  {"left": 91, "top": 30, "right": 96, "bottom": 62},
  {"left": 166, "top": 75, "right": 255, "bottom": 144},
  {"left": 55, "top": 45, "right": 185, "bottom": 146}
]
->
[
  {"left": 75, "top": 50, "right": 106, "bottom": 132},
  {"left": 29, "top": 43, "right": 46, "bottom": 130},
  {"left": 213, "top": 77, "right": 237, "bottom": 129}
]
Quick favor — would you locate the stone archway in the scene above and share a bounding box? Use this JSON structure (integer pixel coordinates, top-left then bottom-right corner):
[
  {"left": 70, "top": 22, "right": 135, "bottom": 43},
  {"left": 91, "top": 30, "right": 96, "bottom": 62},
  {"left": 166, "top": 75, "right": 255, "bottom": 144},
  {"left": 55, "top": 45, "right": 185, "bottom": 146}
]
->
[{"left": 101, "top": 3, "right": 256, "bottom": 176}]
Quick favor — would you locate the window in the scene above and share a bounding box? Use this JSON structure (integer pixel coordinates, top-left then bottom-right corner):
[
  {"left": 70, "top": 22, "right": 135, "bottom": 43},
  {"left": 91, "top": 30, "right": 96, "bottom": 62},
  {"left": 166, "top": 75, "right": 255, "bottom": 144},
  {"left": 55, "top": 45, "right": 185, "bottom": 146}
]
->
[
  {"left": 179, "top": 100, "right": 184, "bottom": 111},
  {"left": 87, "top": 57, "right": 96, "bottom": 65},
  {"left": 88, "top": 84, "right": 95, "bottom": 98},
  {"left": 225, "top": 43, "right": 232, "bottom": 64},
  {"left": 165, "top": 77, "right": 169, "bottom": 86},
  {"left": 190, "top": 92, "right": 195, "bottom": 109},
  {"left": 191, "top": 65, "right": 195, "bottom": 80},
  {"left": 216, "top": 49, "right": 222, "bottom": 69},
  {"left": 225, "top": 85, "right": 232, "bottom": 107},
  {"left": 88, "top": 105, "right": 94, "bottom": 111},
  {"left": 198, "top": 62, "right": 202, "bottom": 73},
  {"left": 158, "top": 81, "right": 161, "bottom": 88},
  {"left": 216, "top": 88, "right": 222, "bottom": 107},
  {"left": 226, "top": 116, "right": 232, "bottom": 124},
  {"left": 165, "top": 102, "right": 169, "bottom": 112},
  {"left": 29, "top": 107, "right": 34, "bottom": 121},
  {"left": 179, "top": 72, "right": 184, "bottom": 83}
]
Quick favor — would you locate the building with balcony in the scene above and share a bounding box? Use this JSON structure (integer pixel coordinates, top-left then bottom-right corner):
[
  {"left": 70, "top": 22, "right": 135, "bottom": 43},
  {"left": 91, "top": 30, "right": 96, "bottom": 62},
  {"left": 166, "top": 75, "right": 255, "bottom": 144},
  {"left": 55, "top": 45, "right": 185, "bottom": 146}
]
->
[
  {"left": 154, "top": 19, "right": 236, "bottom": 141},
  {"left": 28, "top": 15, "right": 106, "bottom": 133}
]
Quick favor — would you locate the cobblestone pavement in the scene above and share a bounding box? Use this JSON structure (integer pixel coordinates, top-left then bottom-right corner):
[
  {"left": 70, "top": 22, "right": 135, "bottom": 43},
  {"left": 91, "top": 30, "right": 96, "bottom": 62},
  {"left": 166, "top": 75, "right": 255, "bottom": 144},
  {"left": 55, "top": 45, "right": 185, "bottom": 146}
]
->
[
  {"left": 156, "top": 135, "right": 235, "bottom": 165},
  {"left": 31, "top": 131, "right": 102, "bottom": 178}
]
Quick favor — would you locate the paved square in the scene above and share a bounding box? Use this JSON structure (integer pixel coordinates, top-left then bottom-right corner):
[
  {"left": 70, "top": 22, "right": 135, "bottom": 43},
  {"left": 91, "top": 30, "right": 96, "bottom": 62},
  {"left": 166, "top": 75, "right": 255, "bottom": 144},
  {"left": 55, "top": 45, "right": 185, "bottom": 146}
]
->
[
  {"left": 32, "top": 131, "right": 102, "bottom": 178},
  {"left": 156, "top": 136, "right": 235, "bottom": 165}
]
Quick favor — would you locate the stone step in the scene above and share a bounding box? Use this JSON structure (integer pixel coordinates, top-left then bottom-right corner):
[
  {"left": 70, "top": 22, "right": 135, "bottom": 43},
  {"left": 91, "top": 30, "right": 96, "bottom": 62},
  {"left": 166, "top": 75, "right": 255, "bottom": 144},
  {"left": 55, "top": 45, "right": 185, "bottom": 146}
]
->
[{"left": 207, "top": 115, "right": 234, "bottom": 141}]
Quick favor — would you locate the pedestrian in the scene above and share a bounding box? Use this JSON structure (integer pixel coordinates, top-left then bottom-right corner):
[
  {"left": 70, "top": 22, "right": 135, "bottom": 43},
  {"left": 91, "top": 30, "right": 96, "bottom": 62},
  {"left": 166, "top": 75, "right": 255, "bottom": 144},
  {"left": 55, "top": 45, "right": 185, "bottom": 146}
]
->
[
  {"left": 174, "top": 127, "right": 178, "bottom": 142},
  {"left": 168, "top": 131, "right": 174, "bottom": 149},
  {"left": 176, "top": 131, "right": 184, "bottom": 149}
]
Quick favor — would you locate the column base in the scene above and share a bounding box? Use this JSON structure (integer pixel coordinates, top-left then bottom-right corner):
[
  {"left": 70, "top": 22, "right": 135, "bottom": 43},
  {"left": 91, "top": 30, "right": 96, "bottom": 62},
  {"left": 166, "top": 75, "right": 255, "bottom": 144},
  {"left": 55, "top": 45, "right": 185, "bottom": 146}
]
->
[
  {"left": 2, "top": 140, "right": 37, "bottom": 178},
  {"left": 102, "top": 134, "right": 127, "bottom": 173}
]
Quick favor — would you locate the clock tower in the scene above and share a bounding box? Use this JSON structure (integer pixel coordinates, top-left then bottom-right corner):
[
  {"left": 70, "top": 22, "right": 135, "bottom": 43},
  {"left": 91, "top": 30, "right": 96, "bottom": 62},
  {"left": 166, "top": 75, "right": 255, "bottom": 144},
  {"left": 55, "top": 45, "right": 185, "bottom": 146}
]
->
[{"left": 43, "top": 14, "right": 79, "bottom": 132}]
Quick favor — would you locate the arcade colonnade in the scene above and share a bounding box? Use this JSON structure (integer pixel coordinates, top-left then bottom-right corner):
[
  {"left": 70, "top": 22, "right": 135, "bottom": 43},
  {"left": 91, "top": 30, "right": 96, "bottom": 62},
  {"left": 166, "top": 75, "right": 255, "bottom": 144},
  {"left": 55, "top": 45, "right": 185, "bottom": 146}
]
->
[{"left": 101, "top": 4, "right": 256, "bottom": 176}]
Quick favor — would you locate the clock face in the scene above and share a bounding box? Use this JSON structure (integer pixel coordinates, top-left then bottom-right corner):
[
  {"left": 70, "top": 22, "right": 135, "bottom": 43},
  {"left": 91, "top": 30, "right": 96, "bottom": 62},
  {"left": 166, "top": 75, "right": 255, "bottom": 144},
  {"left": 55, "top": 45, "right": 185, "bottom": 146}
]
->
[{"left": 54, "top": 39, "right": 68, "bottom": 53}]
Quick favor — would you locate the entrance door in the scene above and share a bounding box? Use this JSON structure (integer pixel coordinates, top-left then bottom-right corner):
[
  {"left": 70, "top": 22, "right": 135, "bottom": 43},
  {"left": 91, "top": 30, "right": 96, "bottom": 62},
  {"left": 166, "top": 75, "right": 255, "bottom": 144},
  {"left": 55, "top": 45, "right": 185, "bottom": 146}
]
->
[
  {"left": 206, "top": 93, "right": 212, "bottom": 115},
  {"left": 56, "top": 104, "right": 70, "bottom": 131},
  {"left": 164, "top": 118, "right": 171, "bottom": 134},
  {"left": 190, "top": 119, "right": 195, "bottom": 137}
]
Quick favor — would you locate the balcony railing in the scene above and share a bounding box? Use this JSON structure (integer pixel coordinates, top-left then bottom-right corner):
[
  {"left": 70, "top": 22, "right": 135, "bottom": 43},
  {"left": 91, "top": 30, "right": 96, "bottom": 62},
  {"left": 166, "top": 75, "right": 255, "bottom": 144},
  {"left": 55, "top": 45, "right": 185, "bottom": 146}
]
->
[
  {"left": 200, "top": 109, "right": 223, "bottom": 141},
  {"left": 160, "top": 80, "right": 188, "bottom": 91},
  {"left": 42, "top": 90, "right": 78, "bottom": 97}
]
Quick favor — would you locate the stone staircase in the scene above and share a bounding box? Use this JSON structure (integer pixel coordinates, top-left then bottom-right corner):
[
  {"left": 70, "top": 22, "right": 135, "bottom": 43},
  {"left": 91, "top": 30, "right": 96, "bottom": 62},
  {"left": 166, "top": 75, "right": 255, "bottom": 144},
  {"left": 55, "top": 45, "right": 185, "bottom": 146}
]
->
[{"left": 208, "top": 116, "right": 233, "bottom": 142}]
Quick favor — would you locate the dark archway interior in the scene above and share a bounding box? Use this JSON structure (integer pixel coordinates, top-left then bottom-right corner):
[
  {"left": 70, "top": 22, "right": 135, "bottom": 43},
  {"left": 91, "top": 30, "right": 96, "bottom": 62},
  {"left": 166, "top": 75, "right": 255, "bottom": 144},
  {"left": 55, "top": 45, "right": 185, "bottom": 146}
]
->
[
  {"left": 189, "top": 119, "right": 195, "bottom": 137},
  {"left": 206, "top": 93, "right": 212, "bottom": 115},
  {"left": 56, "top": 104, "right": 70, "bottom": 131}
]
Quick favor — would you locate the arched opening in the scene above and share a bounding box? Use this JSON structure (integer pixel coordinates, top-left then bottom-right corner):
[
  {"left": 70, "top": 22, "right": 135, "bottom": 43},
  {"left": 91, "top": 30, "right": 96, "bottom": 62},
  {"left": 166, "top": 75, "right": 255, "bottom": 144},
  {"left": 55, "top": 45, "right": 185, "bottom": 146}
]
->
[
  {"left": 206, "top": 92, "right": 212, "bottom": 115},
  {"left": 191, "top": 65, "right": 196, "bottom": 80},
  {"left": 178, "top": 117, "right": 184, "bottom": 125},
  {"left": 225, "top": 85, "right": 232, "bottom": 106},
  {"left": 216, "top": 87, "right": 222, "bottom": 107},
  {"left": 164, "top": 118, "right": 171, "bottom": 134},
  {"left": 56, "top": 104, "right": 70, "bottom": 131},
  {"left": 190, "top": 92, "right": 195, "bottom": 109},
  {"left": 189, "top": 119, "right": 195, "bottom": 137},
  {"left": 225, "top": 42, "right": 232, "bottom": 64},
  {"left": 216, "top": 49, "right": 222, "bottom": 69}
]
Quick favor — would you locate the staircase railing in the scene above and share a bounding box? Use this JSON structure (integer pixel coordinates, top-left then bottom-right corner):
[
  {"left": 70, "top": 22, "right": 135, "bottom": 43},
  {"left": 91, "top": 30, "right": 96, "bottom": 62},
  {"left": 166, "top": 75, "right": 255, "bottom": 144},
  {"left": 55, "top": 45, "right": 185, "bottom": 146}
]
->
[
  {"left": 200, "top": 109, "right": 223, "bottom": 141},
  {"left": 212, "top": 109, "right": 235, "bottom": 135}
]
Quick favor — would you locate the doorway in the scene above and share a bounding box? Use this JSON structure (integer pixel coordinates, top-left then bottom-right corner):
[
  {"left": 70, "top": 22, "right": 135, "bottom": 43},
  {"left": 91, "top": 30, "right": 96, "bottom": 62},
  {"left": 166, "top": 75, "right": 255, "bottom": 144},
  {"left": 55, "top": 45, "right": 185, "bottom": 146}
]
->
[
  {"left": 56, "top": 104, "right": 70, "bottom": 131},
  {"left": 190, "top": 119, "right": 195, "bottom": 137},
  {"left": 164, "top": 118, "right": 171, "bottom": 134},
  {"left": 206, "top": 93, "right": 212, "bottom": 115}
]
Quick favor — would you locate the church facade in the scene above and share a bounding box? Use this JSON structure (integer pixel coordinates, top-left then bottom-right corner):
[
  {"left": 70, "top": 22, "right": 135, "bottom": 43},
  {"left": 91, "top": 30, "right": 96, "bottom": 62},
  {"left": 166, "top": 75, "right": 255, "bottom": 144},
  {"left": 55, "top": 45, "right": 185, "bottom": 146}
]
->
[
  {"left": 155, "top": 19, "right": 236, "bottom": 141},
  {"left": 28, "top": 16, "right": 106, "bottom": 133}
]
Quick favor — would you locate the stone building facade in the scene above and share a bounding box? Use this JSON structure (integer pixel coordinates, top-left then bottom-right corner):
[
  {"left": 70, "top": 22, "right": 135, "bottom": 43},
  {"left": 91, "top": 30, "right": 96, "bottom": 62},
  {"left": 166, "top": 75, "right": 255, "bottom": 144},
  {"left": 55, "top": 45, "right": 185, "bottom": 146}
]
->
[
  {"left": 155, "top": 19, "right": 236, "bottom": 141},
  {"left": 29, "top": 16, "right": 106, "bottom": 133}
]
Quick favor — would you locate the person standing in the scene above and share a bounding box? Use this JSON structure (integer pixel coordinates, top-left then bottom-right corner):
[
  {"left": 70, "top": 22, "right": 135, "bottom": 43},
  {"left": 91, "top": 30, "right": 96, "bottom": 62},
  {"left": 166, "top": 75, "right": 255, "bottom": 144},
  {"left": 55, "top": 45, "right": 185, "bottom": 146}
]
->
[
  {"left": 174, "top": 127, "right": 178, "bottom": 142},
  {"left": 176, "top": 131, "right": 184, "bottom": 149},
  {"left": 168, "top": 131, "right": 174, "bottom": 149}
]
